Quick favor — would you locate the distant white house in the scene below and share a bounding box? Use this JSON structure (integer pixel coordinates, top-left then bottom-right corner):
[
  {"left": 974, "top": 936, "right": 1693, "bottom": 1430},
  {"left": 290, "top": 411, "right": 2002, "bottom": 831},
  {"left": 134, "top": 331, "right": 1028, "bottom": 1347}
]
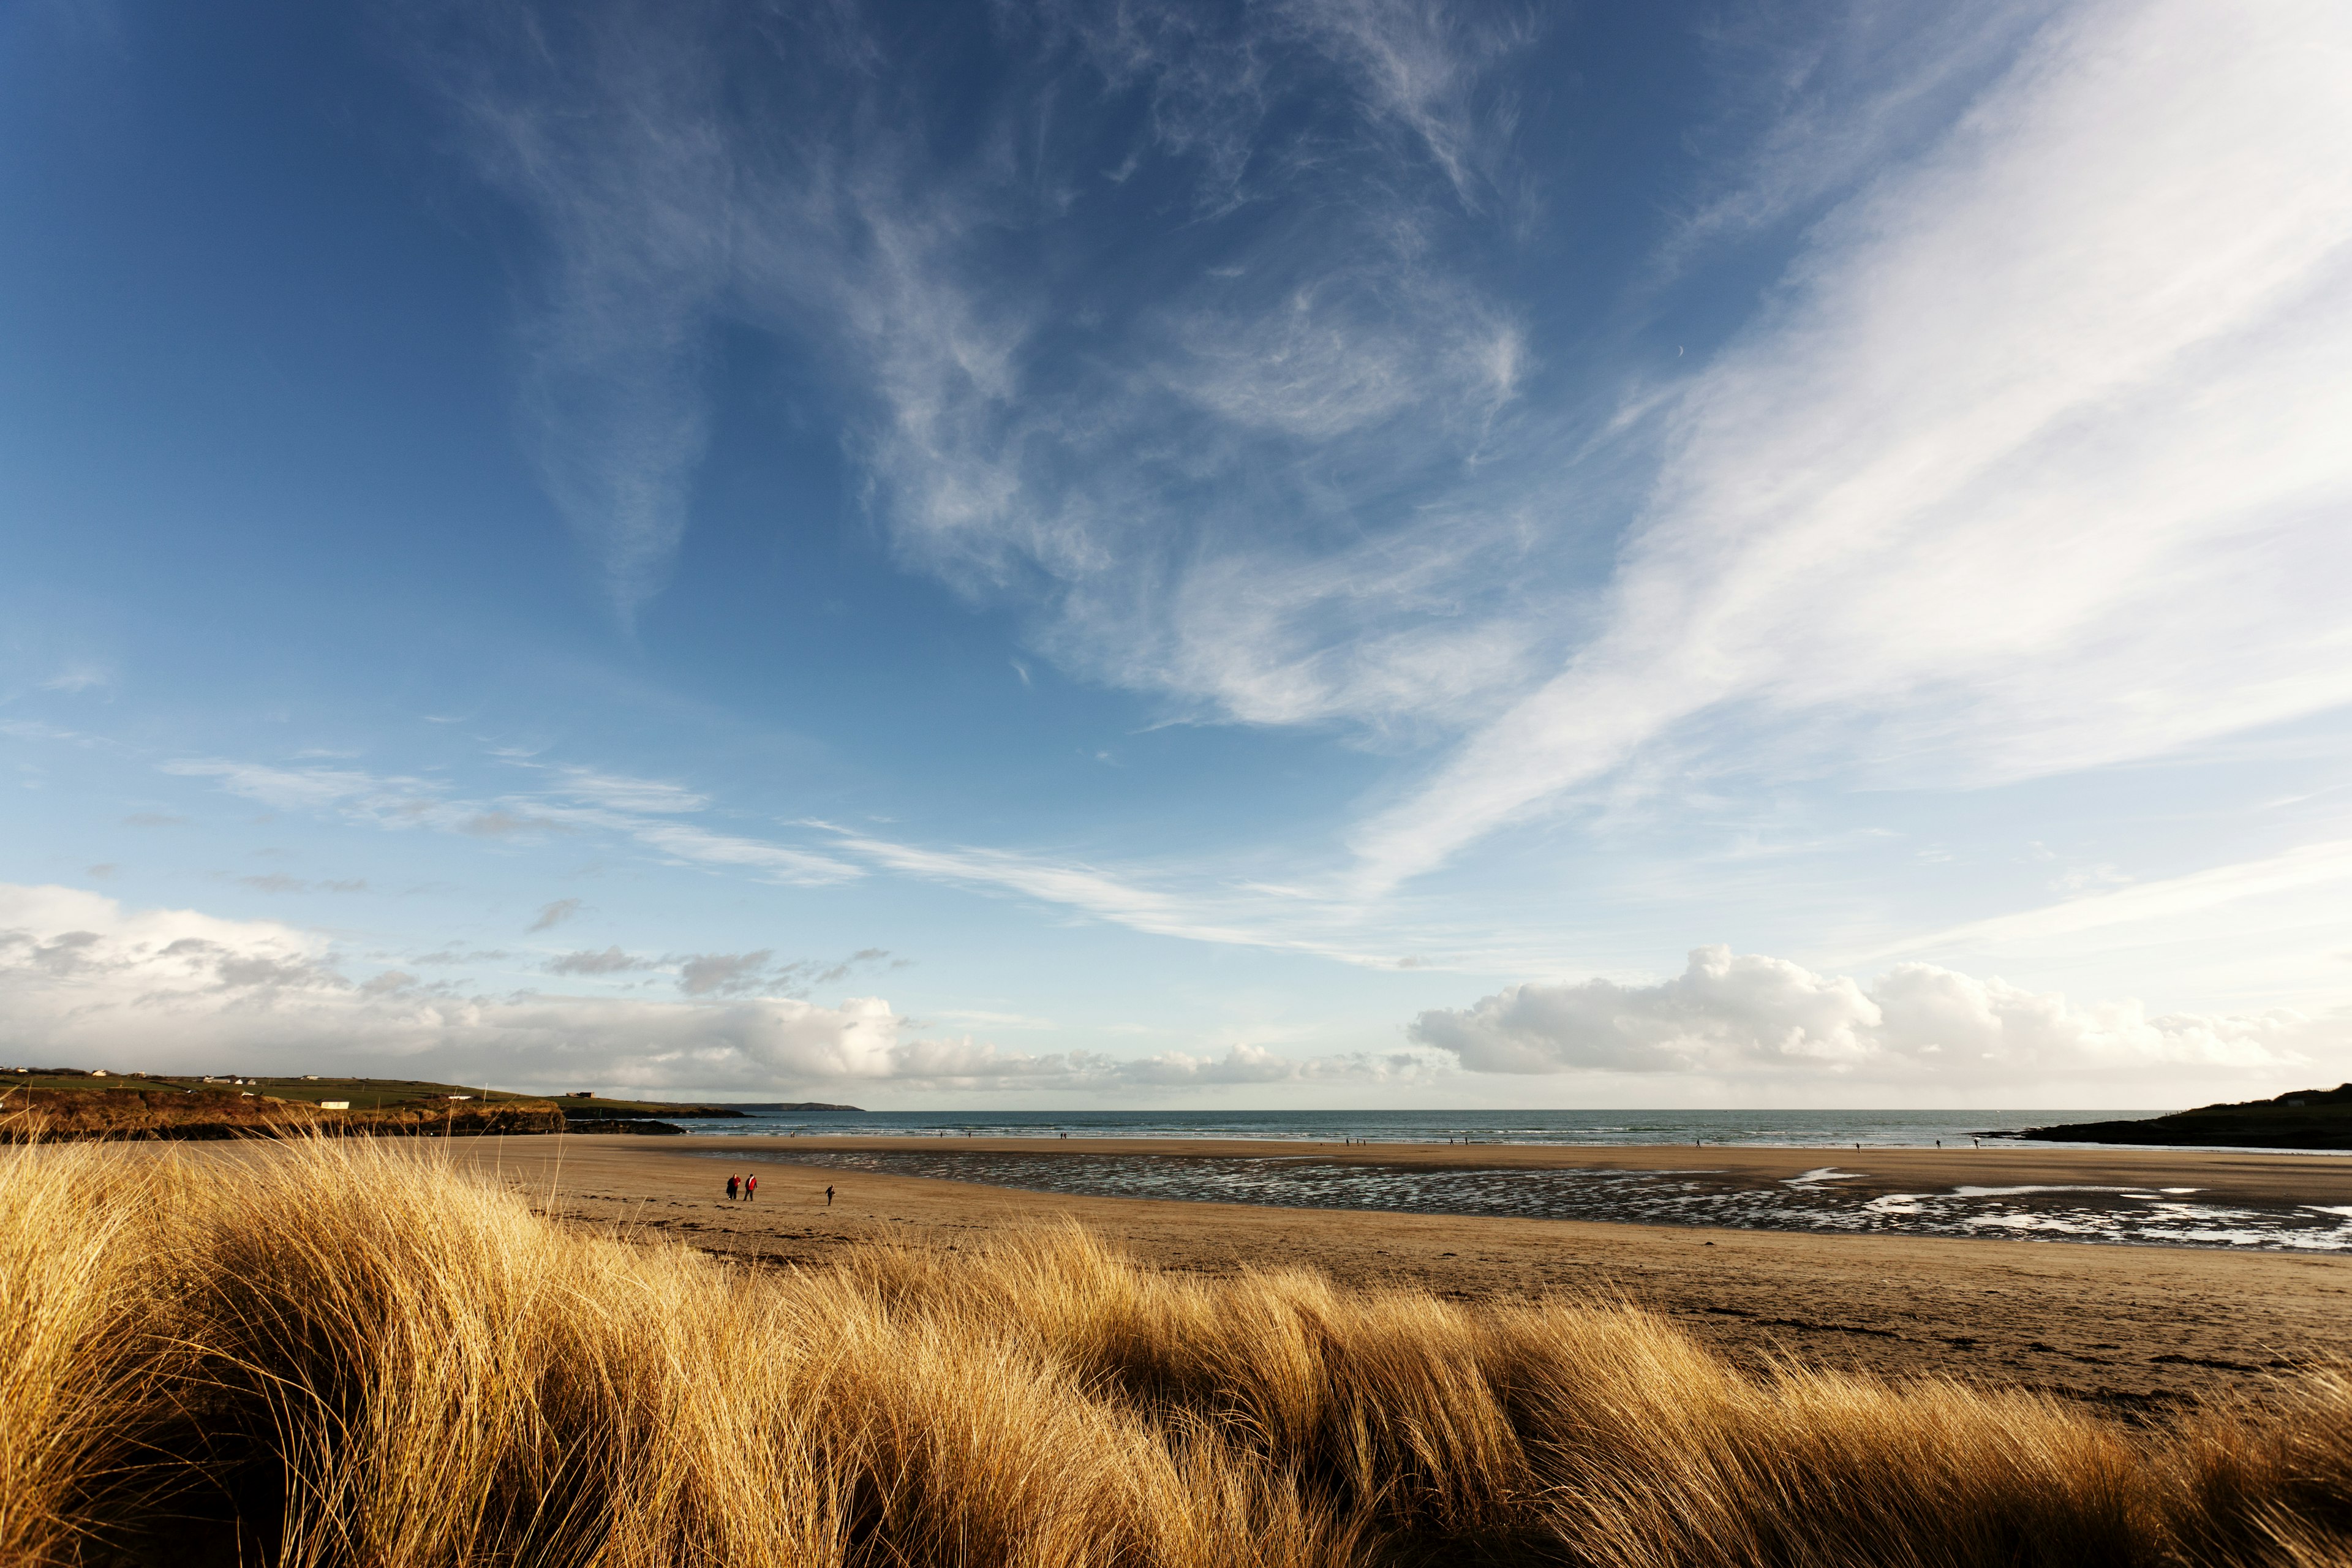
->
[{"left": 320, "top": 1100, "right": 350, "bottom": 1110}]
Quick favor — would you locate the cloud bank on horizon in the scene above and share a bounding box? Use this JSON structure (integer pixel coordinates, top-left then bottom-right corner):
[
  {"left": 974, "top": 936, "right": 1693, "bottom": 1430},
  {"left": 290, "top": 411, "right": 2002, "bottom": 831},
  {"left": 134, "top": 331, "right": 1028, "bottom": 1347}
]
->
[
  {"left": 7, "top": 884, "right": 2309, "bottom": 1102},
  {"left": 0, "top": 884, "right": 1436, "bottom": 1095},
  {"left": 2, "top": 0, "right": 2349, "bottom": 1104}
]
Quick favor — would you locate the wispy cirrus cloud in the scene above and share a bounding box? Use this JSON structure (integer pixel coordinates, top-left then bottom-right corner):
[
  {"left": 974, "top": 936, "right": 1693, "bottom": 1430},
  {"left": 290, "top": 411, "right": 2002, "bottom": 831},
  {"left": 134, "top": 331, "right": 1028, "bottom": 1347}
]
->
[
  {"left": 402, "top": 0, "right": 2352, "bottom": 910},
  {"left": 397, "top": 0, "right": 1542, "bottom": 735},
  {"left": 1849, "top": 840, "right": 2352, "bottom": 964},
  {"left": 1355, "top": 0, "right": 2352, "bottom": 888},
  {"left": 164, "top": 754, "right": 861, "bottom": 887},
  {"left": 234, "top": 873, "right": 369, "bottom": 895},
  {"left": 810, "top": 823, "right": 1424, "bottom": 965}
]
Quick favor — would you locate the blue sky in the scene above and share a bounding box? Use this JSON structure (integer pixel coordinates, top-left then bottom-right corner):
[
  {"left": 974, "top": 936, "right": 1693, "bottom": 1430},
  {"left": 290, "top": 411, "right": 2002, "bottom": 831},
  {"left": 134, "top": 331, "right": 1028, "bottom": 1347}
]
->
[{"left": 4, "top": 0, "right": 2349, "bottom": 1107}]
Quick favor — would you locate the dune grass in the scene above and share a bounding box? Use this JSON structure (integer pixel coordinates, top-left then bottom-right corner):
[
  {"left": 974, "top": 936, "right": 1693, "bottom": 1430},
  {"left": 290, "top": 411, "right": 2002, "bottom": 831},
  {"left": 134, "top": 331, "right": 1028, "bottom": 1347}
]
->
[{"left": 2, "top": 1137, "right": 2349, "bottom": 1566}]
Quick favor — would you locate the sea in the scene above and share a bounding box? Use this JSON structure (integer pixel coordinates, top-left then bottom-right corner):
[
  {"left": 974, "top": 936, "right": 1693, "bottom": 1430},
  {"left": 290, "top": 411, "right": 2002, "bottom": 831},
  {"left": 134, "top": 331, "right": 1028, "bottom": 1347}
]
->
[
  {"left": 672, "top": 1108, "right": 2352, "bottom": 1253},
  {"left": 690, "top": 1107, "right": 2116, "bottom": 1147}
]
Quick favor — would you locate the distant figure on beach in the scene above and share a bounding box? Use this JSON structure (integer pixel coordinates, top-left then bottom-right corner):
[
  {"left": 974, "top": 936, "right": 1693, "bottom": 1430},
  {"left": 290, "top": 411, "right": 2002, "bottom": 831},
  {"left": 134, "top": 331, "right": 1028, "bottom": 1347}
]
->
[
  {"left": 744, "top": 1174, "right": 757, "bottom": 1201},
  {"left": 725, "top": 1174, "right": 739, "bottom": 1202},
  {"left": 824, "top": 1184, "right": 835, "bottom": 1207}
]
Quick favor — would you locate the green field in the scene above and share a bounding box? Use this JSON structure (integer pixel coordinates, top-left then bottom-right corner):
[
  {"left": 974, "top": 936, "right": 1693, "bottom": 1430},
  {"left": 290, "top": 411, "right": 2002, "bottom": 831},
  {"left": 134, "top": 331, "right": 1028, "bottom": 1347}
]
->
[
  {"left": 0, "top": 1070, "right": 763, "bottom": 1118},
  {"left": 0, "top": 1071, "right": 549, "bottom": 1113}
]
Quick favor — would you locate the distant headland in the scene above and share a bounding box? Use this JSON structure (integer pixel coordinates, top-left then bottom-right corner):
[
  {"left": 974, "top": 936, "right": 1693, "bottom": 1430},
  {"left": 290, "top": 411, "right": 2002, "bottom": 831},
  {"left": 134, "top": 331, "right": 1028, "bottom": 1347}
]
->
[
  {"left": 2004, "top": 1084, "right": 2352, "bottom": 1150},
  {"left": 0, "top": 1068, "right": 862, "bottom": 1141}
]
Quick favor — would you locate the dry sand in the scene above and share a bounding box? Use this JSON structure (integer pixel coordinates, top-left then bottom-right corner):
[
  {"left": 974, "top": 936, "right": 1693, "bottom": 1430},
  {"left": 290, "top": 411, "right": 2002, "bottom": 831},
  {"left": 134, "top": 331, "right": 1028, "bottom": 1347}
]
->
[{"left": 453, "top": 1134, "right": 2352, "bottom": 1415}]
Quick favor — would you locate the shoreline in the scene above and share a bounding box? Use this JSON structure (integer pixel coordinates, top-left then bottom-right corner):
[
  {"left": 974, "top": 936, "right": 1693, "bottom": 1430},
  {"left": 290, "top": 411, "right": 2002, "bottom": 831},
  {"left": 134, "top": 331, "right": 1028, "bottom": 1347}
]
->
[
  {"left": 674, "top": 1135, "right": 2352, "bottom": 1251},
  {"left": 637, "top": 1132, "right": 2352, "bottom": 1184}
]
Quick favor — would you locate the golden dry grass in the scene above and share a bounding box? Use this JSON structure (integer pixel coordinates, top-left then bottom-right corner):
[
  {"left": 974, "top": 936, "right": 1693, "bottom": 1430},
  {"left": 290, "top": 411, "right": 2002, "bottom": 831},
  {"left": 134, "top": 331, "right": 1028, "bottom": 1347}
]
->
[{"left": 3, "top": 1136, "right": 2348, "bottom": 1566}]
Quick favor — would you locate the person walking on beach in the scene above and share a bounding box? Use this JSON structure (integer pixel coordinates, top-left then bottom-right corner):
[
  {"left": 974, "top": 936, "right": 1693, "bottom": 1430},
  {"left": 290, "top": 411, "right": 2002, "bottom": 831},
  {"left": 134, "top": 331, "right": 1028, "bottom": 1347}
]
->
[
  {"left": 726, "top": 1174, "right": 739, "bottom": 1202},
  {"left": 825, "top": 1184, "right": 834, "bottom": 1207},
  {"left": 744, "top": 1173, "right": 757, "bottom": 1201}
]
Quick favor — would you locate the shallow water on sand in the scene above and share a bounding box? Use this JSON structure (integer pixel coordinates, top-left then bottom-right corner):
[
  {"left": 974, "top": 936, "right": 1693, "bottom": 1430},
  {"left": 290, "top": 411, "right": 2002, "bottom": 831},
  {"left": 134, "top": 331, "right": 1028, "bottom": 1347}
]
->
[{"left": 714, "top": 1147, "right": 2352, "bottom": 1253}]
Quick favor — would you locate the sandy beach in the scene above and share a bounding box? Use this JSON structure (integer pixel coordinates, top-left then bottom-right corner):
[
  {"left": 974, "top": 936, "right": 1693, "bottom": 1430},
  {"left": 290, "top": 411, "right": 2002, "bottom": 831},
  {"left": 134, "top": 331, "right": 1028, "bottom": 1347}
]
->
[{"left": 453, "top": 1134, "right": 2352, "bottom": 1413}]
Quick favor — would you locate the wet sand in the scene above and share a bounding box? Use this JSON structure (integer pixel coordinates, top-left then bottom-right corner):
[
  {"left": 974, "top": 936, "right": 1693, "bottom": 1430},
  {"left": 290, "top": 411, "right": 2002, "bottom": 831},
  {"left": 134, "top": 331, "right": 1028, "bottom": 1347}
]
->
[{"left": 458, "top": 1134, "right": 2352, "bottom": 1414}]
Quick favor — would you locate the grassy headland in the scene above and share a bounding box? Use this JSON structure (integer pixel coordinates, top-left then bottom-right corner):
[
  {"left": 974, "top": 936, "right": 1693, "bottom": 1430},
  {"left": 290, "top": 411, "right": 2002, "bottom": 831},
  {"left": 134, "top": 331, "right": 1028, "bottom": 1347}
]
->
[
  {"left": 2014, "top": 1085, "right": 2352, "bottom": 1150},
  {"left": 0, "top": 1079, "right": 565, "bottom": 1141},
  {"left": 5, "top": 1137, "right": 2350, "bottom": 1566},
  {"left": 0, "top": 1071, "right": 858, "bottom": 1140}
]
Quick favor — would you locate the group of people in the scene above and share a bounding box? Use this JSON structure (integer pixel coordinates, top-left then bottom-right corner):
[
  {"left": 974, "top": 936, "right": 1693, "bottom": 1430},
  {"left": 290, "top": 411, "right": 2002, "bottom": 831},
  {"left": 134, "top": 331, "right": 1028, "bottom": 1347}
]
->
[{"left": 723, "top": 1172, "right": 833, "bottom": 1205}]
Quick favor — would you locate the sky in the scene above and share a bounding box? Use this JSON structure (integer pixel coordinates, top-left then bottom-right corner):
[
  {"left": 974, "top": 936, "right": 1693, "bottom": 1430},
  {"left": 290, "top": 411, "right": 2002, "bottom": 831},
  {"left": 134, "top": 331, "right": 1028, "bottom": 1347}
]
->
[{"left": 3, "top": 0, "right": 2349, "bottom": 1109}]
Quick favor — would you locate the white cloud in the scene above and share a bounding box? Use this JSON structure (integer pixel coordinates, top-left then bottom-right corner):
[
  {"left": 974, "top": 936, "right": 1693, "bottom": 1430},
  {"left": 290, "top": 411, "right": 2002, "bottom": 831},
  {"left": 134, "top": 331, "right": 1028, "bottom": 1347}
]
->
[
  {"left": 815, "top": 825, "right": 1416, "bottom": 963},
  {"left": 1410, "top": 945, "right": 2341, "bottom": 1088},
  {"left": 163, "top": 753, "right": 861, "bottom": 888},
  {"left": 0, "top": 882, "right": 899, "bottom": 1087},
  {"left": 0, "top": 883, "right": 1398, "bottom": 1094},
  {"left": 1283, "top": 0, "right": 1532, "bottom": 200},
  {"left": 548, "top": 766, "right": 709, "bottom": 815},
  {"left": 1356, "top": 0, "right": 2352, "bottom": 887},
  {"left": 622, "top": 818, "right": 861, "bottom": 887},
  {"left": 161, "top": 759, "right": 402, "bottom": 813}
]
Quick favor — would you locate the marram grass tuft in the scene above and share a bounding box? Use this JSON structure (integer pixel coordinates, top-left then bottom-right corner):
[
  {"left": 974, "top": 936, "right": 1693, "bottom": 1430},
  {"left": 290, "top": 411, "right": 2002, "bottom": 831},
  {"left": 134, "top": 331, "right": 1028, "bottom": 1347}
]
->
[{"left": 3, "top": 1136, "right": 2348, "bottom": 1565}]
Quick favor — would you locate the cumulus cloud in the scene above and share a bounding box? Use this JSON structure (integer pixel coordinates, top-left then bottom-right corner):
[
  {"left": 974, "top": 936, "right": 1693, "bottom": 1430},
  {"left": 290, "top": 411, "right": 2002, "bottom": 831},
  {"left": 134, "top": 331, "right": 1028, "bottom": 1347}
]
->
[
  {"left": 1411, "top": 946, "right": 2342, "bottom": 1090},
  {"left": 0, "top": 884, "right": 1391, "bottom": 1094}
]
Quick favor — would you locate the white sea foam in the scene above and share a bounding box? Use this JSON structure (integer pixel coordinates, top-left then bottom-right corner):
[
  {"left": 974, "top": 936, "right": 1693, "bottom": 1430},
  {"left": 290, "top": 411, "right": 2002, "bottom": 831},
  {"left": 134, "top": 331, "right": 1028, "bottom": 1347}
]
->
[{"left": 1963, "top": 1213, "right": 2101, "bottom": 1235}]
